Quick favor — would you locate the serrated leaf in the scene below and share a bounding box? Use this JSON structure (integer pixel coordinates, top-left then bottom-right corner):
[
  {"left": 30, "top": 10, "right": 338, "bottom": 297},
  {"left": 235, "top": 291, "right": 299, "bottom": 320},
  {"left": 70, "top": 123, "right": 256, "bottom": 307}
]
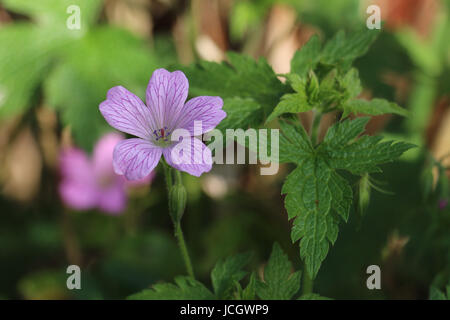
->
[
  {"left": 44, "top": 26, "right": 159, "bottom": 150},
  {"left": 266, "top": 75, "right": 311, "bottom": 122},
  {"left": 241, "top": 272, "right": 257, "bottom": 300},
  {"left": 279, "top": 120, "right": 313, "bottom": 164},
  {"left": 127, "top": 276, "right": 214, "bottom": 300},
  {"left": 281, "top": 157, "right": 335, "bottom": 278},
  {"left": 342, "top": 98, "right": 409, "bottom": 118},
  {"left": 322, "top": 117, "right": 369, "bottom": 148},
  {"left": 256, "top": 243, "right": 301, "bottom": 300},
  {"left": 217, "top": 97, "right": 263, "bottom": 131},
  {"left": 266, "top": 93, "right": 312, "bottom": 123},
  {"left": 211, "top": 252, "right": 251, "bottom": 299},
  {"left": 321, "top": 29, "right": 380, "bottom": 70},
  {"left": 291, "top": 35, "right": 321, "bottom": 77},
  {"left": 279, "top": 118, "right": 411, "bottom": 278},
  {"left": 321, "top": 118, "right": 415, "bottom": 174},
  {"left": 179, "top": 52, "right": 290, "bottom": 127},
  {"left": 324, "top": 135, "right": 415, "bottom": 174},
  {"left": 340, "top": 68, "right": 362, "bottom": 99}
]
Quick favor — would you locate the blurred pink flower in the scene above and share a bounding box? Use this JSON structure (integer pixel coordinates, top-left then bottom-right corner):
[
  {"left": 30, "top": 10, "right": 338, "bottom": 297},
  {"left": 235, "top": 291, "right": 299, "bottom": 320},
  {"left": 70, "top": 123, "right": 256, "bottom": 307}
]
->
[
  {"left": 58, "top": 132, "right": 154, "bottom": 215},
  {"left": 439, "top": 199, "right": 448, "bottom": 210}
]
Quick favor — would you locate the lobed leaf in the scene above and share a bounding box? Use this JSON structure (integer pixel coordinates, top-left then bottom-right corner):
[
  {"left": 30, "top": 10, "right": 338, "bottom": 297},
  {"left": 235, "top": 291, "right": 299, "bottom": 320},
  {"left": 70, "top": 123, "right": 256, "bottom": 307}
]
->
[
  {"left": 256, "top": 243, "right": 301, "bottom": 300},
  {"left": 127, "top": 276, "right": 214, "bottom": 300},
  {"left": 342, "top": 98, "right": 409, "bottom": 118},
  {"left": 279, "top": 118, "right": 412, "bottom": 278},
  {"left": 290, "top": 35, "right": 322, "bottom": 77},
  {"left": 179, "top": 52, "right": 290, "bottom": 128},
  {"left": 211, "top": 252, "right": 252, "bottom": 299}
]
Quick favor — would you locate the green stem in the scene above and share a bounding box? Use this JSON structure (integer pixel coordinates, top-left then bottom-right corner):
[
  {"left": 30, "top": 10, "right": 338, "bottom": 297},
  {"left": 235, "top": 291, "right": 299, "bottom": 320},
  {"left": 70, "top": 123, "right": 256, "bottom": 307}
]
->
[
  {"left": 162, "top": 161, "right": 195, "bottom": 278},
  {"left": 302, "top": 269, "right": 314, "bottom": 295},
  {"left": 310, "top": 110, "right": 322, "bottom": 146},
  {"left": 174, "top": 221, "right": 195, "bottom": 278},
  {"left": 162, "top": 160, "right": 173, "bottom": 191}
]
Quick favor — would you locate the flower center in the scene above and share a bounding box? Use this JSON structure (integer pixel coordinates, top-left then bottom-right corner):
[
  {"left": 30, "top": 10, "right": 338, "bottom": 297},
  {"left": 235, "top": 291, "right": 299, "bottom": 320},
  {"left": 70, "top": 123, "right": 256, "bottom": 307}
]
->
[{"left": 152, "top": 126, "right": 172, "bottom": 147}]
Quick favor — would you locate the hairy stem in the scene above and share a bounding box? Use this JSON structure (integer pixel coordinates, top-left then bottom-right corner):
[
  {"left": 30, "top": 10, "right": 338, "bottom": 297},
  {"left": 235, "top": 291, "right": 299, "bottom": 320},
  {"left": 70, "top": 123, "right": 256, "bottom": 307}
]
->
[
  {"left": 162, "top": 161, "right": 195, "bottom": 278},
  {"left": 174, "top": 221, "right": 195, "bottom": 278}
]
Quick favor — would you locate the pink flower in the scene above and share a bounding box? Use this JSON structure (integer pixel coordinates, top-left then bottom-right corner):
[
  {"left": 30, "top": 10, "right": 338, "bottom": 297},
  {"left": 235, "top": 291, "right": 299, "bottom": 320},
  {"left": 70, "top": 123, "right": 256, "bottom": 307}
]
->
[
  {"left": 439, "top": 199, "right": 448, "bottom": 210},
  {"left": 99, "top": 68, "right": 226, "bottom": 180},
  {"left": 58, "top": 133, "right": 154, "bottom": 215}
]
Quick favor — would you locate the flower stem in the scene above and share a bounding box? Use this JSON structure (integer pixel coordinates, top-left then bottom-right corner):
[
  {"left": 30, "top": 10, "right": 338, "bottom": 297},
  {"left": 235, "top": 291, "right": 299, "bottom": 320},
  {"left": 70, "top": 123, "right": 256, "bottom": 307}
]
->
[
  {"left": 162, "top": 161, "right": 195, "bottom": 278},
  {"left": 310, "top": 110, "right": 322, "bottom": 146},
  {"left": 174, "top": 221, "right": 195, "bottom": 278},
  {"left": 162, "top": 160, "right": 173, "bottom": 191}
]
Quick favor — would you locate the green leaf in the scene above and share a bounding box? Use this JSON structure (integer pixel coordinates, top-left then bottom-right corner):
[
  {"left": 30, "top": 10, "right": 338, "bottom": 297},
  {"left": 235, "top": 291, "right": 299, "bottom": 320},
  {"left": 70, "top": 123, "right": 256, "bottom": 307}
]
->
[
  {"left": 322, "top": 121, "right": 415, "bottom": 174},
  {"left": 256, "top": 243, "right": 301, "bottom": 300},
  {"left": 340, "top": 68, "right": 362, "bottom": 100},
  {"left": 321, "top": 117, "right": 369, "bottom": 148},
  {"left": 279, "top": 118, "right": 413, "bottom": 278},
  {"left": 179, "top": 52, "right": 290, "bottom": 127},
  {"left": 342, "top": 98, "right": 409, "bottom": 118},
  {"left": 127, "top": 276, "right": 214, "bottom": 300},
  {"left": 217, "top": 97, "right": 263, "bottom": 131},
  {"left": 241, "top": 272, "right": 257, "bottom": 300},
  {"left": 0, "top": 24, "right": 68, "bottom": 117},
  {"left": 44, "top": 26, "right": 159, "bottom": 150},
  {"left": 429, "top": 286, "right": 449, "bottom": 300},
  {"left": 278, "top": 120, "right": 313, "bottom": 164},
  {"left": 321, "top": 29, "right": 380, "bottom": 70},
  {"left": 282, "top": 158, "right": 333, "bottom": 278},
  {"left": 290, "top": 35, "right": 321, "bottom": 77},
  {"left": 211, "top": 252, "right": 251, "bottom": 299},
  {"left": 266, "top": 75, "right": 311, "bottom": 122},
  {"left": 266, "top": 93, "right": 311, "bottom": 123}
]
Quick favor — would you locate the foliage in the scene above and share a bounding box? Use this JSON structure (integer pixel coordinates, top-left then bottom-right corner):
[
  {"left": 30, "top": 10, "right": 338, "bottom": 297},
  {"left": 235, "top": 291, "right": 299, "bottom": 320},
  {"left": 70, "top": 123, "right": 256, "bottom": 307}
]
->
[
  {"left": 128, "top": 243, "right": 330, "bottom": 300},
  {"left": 0, "top": 0, "right": 173, "bottom": 150},
  {"left": 174, "top": 28, "right": 413, "bottom": 279}
]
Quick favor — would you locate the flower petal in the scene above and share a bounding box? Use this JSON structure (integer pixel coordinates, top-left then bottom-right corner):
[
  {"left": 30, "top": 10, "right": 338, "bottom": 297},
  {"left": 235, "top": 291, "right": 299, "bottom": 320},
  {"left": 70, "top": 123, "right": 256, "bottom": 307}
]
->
[
  {"left": 99, "top": 86, "right": 154, "bottom": 139},
  {"left": 97, "top": 183, "right": 127, "bottom": 215},
  {"left": 113, "top": 138, "right": 162, "bottom": 180},
  {"left": 175, "top": 96, "right": 226, "bottom": 135},
  {"left": 92, "top": 132, "right": 123, "bottom": 179},
  {"left": 163, "top": 136, "right": 212, "bottom": 177},
  {"left": 146, "top": 69, "right": 189, "bottom": 130},
  {"left": 59, "top": 148, "right": 98, "bottom": 210},
  {"left": 59, "top": 181, "right": 98, "bottom": 210},
  {"left": 124, "top": 170, "right": 155, "bottom": 188}
]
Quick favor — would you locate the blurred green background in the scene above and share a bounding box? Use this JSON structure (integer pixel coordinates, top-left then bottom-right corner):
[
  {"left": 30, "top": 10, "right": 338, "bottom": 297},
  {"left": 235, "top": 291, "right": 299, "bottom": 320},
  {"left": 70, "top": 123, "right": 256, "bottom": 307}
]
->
[{"left": 0, "top": 0, "right": 449, "bottom": 299}]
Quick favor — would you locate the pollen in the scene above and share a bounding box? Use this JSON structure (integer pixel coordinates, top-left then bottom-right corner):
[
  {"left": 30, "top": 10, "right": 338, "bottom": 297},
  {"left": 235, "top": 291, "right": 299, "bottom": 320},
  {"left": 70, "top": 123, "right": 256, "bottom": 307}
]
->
[{"left": 153, "top": 127, "right": 171, "bottom": 142}]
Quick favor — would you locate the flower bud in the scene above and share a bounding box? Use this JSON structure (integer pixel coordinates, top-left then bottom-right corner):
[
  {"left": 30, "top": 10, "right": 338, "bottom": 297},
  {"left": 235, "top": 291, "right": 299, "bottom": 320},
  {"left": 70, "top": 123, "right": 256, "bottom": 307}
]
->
[{"left": 169, "top": 183, "right": 187, "bottom": 223}]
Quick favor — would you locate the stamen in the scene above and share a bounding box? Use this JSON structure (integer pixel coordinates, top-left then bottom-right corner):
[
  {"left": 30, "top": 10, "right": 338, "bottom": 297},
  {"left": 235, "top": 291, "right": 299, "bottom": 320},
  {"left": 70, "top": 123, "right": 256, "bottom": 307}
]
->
[{"left": 153, "top": 126, "right": 171, "bottom": 142}]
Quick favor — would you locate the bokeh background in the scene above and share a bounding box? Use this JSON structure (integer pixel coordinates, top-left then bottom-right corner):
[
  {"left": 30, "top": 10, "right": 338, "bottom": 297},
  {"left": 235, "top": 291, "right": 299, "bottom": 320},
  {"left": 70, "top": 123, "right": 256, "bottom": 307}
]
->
[{"left": 0, "top": 0, "right": 449, "bottom": 299}]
